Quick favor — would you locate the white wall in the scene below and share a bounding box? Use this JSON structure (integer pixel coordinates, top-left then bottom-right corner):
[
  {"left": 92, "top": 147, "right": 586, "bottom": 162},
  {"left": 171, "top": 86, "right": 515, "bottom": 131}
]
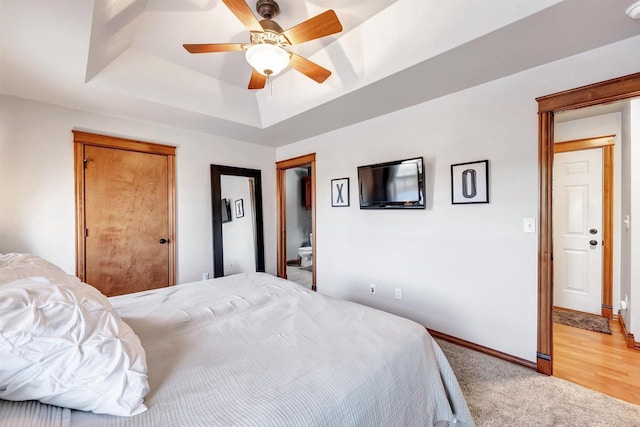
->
[
  {"left": 0, "top": 95, "right": 277, "bottom": 283},
  {"left": 630, "top": 100, "right": 640, "bottom": 338},
  {"left": 621, "top": 103, "right": 632, "bottom": 329},
  {"left": 2, "top": 35, "right": 640, "bottom": 361},
  {"left": 221, "top": 175, "right": 256, "bottom": 275},
  {"left": 554, "top": 113, "right": 622, "bottom": 315},
  {"left": 276, "top": 35, "right": 640, "bottom": 361}
]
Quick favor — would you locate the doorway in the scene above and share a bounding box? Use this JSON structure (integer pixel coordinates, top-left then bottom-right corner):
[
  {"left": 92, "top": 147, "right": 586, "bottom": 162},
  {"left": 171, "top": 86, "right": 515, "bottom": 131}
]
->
[
  {"left": 552, "top": 136, "right": 614, "bottom": 318},
  {"left": 536, "top": 72, "right": 640, "bottom": 375},
  {"left": 73, "top": 131, "right": 176, "bottom": 296},
  {"left": 276, "top": 153, "right": 316, "bottom": 291}
]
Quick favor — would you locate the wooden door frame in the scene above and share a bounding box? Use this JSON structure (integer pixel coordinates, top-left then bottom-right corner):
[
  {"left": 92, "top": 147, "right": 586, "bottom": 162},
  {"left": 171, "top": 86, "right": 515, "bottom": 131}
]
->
[
  {"left": 276, "top": 153, "right": 316, "bottom": 291},
  {"left": 553, "top": 136, "right": 614, "bottom": 318},
  {"left": 536, "top": 72, "right": 640, "bottom": 375},
  {"left": 73, "top": 131, "right": 177, "bottom": 286}
]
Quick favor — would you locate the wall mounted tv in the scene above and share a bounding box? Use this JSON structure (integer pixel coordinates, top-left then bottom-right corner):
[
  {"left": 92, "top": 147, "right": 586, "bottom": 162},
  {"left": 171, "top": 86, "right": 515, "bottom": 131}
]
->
[
  {"left": 358, "top": 157, "right": 425, "bottom": 209},
  {"left": 221, "top": 198, "right": 232, "bottom": 223}
]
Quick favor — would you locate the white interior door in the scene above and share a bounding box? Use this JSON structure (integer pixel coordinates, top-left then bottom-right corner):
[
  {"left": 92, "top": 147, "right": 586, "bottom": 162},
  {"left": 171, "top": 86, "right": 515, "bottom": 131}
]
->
[{"left": 553, "top": 148, "right": 603, "bottom": 314}]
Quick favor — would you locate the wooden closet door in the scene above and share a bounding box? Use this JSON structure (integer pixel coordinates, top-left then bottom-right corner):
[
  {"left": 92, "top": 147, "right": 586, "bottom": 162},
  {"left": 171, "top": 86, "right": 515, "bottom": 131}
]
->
[{"left": 84, "top": 145, "right": 170, "bottom": 296}]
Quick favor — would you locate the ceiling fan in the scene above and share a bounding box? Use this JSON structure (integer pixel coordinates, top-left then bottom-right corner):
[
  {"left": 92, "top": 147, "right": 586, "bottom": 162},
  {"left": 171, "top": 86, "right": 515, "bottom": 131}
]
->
[{"left": 183, "top": 0, "right": 343, "bottom": 90}]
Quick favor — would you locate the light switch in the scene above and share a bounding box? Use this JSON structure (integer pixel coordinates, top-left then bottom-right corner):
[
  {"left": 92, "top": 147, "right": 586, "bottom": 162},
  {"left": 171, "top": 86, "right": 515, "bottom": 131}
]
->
[{"left": 523, "top": 218, "right": 536, "bottom": 233}]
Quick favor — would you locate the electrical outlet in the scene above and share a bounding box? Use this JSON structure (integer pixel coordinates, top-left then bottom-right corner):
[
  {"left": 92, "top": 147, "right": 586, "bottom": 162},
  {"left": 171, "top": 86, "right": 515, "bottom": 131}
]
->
[
  {"left": 202, "top": 272, "right": 209, "bottom": 281},
  {"left": 395, "top": 288, "right": 402, "bottom": 300},
  {"left": 369, "top": 284, "right": 376, "bottom": 295}
]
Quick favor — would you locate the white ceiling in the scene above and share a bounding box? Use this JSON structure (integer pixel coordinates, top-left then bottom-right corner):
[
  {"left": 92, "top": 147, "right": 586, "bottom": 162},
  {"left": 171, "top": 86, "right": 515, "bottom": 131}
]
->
[{"left": 1, "top": 0, "right": 640, "bottom": 147}]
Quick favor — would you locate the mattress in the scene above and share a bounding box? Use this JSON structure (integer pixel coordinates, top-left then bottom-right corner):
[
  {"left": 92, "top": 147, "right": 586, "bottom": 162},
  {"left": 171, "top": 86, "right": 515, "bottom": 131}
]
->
[{"left": 2, "top": 272, "right": 473, "bottom": 426}]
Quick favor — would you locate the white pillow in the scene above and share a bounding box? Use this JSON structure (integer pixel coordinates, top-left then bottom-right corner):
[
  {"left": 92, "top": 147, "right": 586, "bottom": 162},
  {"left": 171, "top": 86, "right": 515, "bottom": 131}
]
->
[
  {"left": 0, "top": 253, "right": 75, "bottom": 285},
  {"left": 0, "top": 275, "right": 149, "bottom": 416}
]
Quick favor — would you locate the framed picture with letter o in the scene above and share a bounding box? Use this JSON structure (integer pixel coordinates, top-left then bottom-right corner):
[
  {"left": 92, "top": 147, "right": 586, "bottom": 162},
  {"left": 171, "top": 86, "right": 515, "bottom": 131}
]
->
[
  {"left": 331, "top": 178, "right": 350, "bottom": 207},
  {"left": 451, "top": 160, "right": 489, "bottom": 204}
]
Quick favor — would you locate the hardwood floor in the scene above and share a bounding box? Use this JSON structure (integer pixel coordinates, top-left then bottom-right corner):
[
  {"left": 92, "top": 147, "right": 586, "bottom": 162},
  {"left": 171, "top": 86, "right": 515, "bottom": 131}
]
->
[{"left": 553, "top": 318, "right": 640, "bottom": 405}]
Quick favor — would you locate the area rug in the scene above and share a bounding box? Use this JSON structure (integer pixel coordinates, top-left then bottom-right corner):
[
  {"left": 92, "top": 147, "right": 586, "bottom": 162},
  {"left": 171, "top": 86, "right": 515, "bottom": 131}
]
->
[{"left": 552, "top": 309, "right": 611, "bottom": 334}]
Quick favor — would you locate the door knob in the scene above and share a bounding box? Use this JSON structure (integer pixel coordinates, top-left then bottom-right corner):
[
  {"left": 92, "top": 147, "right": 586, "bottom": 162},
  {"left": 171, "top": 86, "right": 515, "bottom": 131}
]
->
[
  {"left": 589, "top": 229, "right": 598, "bottom": 234},
  {"left": 589, "top": 240, "right": 598, "bottom": 246},
  {"left": 159, "top": 238, "right": 168, "bottom": 244}
]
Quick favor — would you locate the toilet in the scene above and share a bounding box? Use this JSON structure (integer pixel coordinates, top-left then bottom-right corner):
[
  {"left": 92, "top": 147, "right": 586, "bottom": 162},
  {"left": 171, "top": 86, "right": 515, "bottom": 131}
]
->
[
  {"left": 298, "top": 246, "right": 312, "bottom": 267},
  {"left": 298, "top": 233, "right": 312, "bottom": 267}
]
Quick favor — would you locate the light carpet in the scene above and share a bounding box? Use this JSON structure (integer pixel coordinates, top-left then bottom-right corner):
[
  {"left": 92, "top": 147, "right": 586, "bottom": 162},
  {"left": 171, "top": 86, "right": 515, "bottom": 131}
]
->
[{"left": 436, "top": 339, "right": 640, "bottom": 426}]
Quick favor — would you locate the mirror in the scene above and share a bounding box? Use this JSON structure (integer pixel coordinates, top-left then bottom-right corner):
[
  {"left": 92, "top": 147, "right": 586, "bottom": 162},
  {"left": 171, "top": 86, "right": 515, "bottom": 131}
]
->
[{"left": 210, "top": 164, "right": 265, "bottom": 277}]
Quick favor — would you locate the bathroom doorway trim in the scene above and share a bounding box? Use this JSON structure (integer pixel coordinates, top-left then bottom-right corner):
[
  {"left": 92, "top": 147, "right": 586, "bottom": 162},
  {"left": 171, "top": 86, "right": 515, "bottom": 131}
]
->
[{"left": 276, "top": 153, "right": 316, "bottom": 291}]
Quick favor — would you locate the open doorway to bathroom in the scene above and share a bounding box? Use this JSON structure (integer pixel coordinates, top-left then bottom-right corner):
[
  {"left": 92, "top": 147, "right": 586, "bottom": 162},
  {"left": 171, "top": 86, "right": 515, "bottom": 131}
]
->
[{"left": 276, "top": 154, "right": 316, "bottom": 291}]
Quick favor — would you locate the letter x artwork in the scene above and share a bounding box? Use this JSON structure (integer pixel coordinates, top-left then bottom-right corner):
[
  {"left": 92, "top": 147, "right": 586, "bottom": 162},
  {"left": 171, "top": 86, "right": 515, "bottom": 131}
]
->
[
  {"left": 450, "top": 160, "right": 489, "bottom": 204},
  {"left": 331, "top": 178, "right": 350, "bottom": 207}
]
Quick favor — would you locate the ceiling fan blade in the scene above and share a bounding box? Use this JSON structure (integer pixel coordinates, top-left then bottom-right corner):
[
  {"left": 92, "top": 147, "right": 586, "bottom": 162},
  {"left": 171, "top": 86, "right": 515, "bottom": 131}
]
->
[
  {"left": 289, "top": 53, "right": 331, "bottom": 84},
  {"left": 248, "top": 69, "right": 267, "bottom": 90},
  {"left": 282, "top": 10, "right": 343, "bottom": 45},
  {"left": 183, "top": 43, "right": 245, "bottom": 53},
  {"left": 222, "top": 0, "right": 263, "bottom": 33}
]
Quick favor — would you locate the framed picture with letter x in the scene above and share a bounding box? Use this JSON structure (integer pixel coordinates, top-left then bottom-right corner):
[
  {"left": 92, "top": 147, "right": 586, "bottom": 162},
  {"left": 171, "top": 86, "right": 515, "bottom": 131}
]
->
[
  {"left": 235, "top": 198, "right": 244, "bottom": 218},
  {"left": 331, "top": 178, "right": 349, "bottom": 207}
]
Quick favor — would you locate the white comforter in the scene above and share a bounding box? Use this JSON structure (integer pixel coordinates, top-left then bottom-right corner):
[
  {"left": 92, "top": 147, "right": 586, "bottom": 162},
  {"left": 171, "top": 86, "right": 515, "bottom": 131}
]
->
[{"left": 3, "top": 273, "right": 473, "bottom": 426}]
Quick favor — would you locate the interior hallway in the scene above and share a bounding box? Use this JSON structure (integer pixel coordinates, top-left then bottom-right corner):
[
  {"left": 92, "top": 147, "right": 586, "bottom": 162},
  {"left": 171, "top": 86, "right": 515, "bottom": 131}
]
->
[{"left": 553, "top": 318, "right": 640, "bottom": 405}]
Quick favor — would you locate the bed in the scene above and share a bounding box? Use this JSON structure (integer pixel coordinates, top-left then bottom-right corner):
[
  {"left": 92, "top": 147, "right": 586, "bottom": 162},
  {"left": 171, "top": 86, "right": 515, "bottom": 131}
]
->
[{"left": 0, "top": 254, "right": 473, "bottom": 426}]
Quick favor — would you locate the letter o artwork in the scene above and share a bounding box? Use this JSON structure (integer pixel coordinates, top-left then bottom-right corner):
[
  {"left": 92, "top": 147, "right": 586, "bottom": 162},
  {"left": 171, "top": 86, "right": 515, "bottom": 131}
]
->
[
  {"left": 461, "top": 169, "right": 477, "bottom": 199},
  {"left": 451, "top": 160, "right": 489, "bottom": 204}
]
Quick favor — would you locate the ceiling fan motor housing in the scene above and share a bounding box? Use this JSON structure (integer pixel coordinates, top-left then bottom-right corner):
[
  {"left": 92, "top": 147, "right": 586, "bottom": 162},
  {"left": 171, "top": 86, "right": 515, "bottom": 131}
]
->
[{"left": 256, "top": 0, "right": 279, "bottom": 20}]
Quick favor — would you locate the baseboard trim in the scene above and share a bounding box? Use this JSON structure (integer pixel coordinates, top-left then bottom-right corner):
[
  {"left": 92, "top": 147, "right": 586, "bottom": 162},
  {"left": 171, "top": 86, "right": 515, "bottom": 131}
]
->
[
  {"left": 427, "top": 328, "right": 537, "bottom": 370},
  {"left": 618, "top": 311, "right": 640, "bottom": 351}
]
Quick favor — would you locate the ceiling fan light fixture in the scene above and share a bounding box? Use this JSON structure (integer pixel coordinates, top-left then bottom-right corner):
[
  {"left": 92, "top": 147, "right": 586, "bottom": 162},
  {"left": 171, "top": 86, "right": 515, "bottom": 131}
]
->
[
  {"left": 627, "top": 0, "right": 640, "bottom": 18},
  {"left": 245, "top": 43, "right": 290, "bottom": 77}
]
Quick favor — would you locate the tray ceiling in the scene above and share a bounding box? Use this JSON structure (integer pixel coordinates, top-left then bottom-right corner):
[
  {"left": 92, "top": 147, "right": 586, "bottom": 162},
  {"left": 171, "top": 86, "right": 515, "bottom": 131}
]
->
[{"left": 1, "top": 0, "right": 639, "bottom": 146}]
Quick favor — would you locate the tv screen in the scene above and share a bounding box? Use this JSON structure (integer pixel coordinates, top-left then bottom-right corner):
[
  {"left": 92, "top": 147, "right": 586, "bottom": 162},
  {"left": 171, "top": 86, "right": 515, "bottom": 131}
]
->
[
  {"left": 221, "top": 198, "right": 232, "bottom": 223},
  {"left": 358, "top": 157, "right": 425, "bottom": 209}
]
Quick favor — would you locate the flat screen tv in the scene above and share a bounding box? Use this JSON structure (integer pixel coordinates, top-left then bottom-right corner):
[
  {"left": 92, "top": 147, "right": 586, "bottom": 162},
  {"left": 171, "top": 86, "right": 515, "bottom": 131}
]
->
[
  {"left": 221, "top": 198, "right": 232, "bottom": 223},
  {"left": 358, "top": 157, "right": 425, "bottom": 209}
]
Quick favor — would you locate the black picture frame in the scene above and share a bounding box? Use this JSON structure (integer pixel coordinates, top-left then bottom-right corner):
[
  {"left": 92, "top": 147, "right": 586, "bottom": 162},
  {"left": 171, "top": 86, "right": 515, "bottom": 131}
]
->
[
  {"left": 451, "top": 160, "right": 489, "bottom": 204},
  {"left": 331, "top": 178, "right": 349, "bottom": 207},
  {"left": 235, "top": 199, "right": 244, "bottom": 218}
]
